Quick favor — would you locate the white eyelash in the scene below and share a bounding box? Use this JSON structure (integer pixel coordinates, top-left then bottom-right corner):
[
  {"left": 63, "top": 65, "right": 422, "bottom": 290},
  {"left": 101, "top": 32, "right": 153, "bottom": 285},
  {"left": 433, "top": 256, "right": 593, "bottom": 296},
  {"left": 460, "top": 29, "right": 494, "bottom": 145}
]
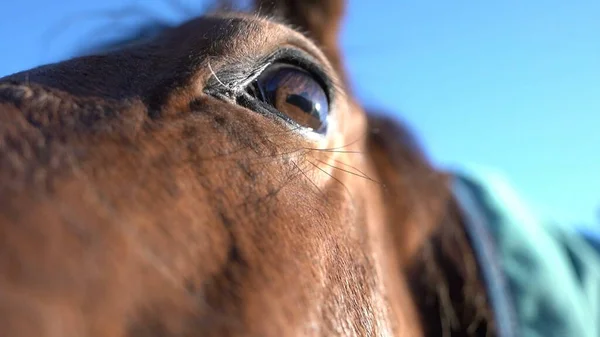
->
[{"left": 207, "top": 59, "right": 229, "bottom": 90}]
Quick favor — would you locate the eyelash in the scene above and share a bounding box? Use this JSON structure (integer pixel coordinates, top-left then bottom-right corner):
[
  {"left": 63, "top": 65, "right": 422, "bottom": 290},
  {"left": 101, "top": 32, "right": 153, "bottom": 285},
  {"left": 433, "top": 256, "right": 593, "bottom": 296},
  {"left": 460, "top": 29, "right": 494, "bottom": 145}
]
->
[{"left": 206, "top": 49, "right": 332, "bottom": 96}]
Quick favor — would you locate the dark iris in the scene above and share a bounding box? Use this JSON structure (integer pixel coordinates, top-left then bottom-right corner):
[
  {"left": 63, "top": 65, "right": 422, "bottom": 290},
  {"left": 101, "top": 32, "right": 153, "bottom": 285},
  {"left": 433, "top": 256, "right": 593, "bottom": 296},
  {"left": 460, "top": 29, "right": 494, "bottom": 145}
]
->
[{"left": 250, "top": 64, "right": 329, "bottom": 133}]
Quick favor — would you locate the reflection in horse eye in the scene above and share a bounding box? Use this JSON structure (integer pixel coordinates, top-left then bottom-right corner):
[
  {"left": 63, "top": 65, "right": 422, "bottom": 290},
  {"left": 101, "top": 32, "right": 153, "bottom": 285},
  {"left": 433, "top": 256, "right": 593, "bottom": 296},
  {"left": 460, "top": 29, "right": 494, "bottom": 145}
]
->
[{"left": 254, "top": 64, "right": 329, "bottom": 133}]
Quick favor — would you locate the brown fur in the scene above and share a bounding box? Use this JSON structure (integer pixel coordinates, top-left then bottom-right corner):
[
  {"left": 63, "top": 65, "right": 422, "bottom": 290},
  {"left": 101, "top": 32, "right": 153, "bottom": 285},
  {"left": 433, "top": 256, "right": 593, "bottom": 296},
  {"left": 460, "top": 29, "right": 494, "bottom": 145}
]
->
[{"left": 0, "top": 1, "right": 493, "bottom": 336}]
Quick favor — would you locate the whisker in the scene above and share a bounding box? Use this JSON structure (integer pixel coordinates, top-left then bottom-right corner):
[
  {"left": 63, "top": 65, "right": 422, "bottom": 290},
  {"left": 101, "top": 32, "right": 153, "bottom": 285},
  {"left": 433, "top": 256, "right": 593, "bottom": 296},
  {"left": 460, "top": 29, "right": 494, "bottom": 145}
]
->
[
  {"left": 188, "top": 125, "right": 308, "bottom": 162},
  {"left": 331, "top": 158, "right": 372, "bottom": 180},
  {"left": 308, "top": 149, "right": 366, "bottom": 154},
  {"left": 306, "top": 160, "right": 355, "bottom": 206},
  {"left": 303, "top": 130, "right": 369, "bottom": 152},
  {"left": 290, "top": 160, "right": 331, "bottom": 204},
  {"left": 234, "top": 162, "right": 304, "bottom": 209},
  {"left": 200, "top": 147, "right": 309, "bottom": 164},
  {"left": 314, "top": 159, "right": 382, "bottom": 185}
]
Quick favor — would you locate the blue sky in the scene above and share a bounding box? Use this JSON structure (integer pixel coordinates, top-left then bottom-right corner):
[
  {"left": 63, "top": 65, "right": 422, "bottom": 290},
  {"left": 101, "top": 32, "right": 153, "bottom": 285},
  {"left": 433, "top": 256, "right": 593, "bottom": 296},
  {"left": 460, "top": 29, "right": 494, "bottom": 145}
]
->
[{"left": 1, "top": 0, "right": 598, "bottom": 228}]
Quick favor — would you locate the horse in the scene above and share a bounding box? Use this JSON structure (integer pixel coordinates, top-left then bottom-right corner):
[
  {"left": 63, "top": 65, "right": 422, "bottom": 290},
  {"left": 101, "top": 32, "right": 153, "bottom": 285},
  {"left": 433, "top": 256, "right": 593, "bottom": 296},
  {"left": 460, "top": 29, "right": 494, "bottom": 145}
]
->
[{"left": 1, "top": 1, "right": 598, "bottom": 336}]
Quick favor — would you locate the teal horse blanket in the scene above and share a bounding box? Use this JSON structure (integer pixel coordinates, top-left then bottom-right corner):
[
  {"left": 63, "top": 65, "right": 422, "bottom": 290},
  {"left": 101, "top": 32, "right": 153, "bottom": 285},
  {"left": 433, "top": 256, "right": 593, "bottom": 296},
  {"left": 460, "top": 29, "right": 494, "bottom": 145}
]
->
[{"left": 452, "top": 169, "right": 600, "bottom": 337}]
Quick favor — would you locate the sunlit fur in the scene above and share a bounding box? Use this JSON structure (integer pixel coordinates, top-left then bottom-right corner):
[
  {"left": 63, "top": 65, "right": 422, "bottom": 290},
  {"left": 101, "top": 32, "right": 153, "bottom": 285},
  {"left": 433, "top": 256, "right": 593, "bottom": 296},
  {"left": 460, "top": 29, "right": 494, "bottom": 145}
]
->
[{"left": 0, "top": 1, "right": 493, "bottom": 336}]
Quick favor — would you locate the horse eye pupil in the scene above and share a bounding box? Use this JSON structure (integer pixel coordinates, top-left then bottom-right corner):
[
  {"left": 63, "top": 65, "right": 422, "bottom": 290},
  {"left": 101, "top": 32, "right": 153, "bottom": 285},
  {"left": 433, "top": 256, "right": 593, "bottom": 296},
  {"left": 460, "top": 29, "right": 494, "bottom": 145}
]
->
[
  {"left": 254, "top": 64, "right": 329, "bottom": 134},
  {"left": 286, "top": 94, "right": 313, "bottom": 114}
]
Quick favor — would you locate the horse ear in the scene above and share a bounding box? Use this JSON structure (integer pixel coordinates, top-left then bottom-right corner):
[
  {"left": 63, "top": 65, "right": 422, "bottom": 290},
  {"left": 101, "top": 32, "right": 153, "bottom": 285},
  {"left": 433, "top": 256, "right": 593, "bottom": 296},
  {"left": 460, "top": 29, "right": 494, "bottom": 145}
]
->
[{"left": 252, "top": 0, "right": 346, "bottom": 77}]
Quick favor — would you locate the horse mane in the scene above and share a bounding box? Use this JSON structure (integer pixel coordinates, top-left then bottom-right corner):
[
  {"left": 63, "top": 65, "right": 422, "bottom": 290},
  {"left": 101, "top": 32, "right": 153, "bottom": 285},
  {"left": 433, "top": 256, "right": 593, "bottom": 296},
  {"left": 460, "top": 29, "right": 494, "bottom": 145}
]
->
[
  {"left": 366, "top": 113, "right": 495, "bottom": 336},
  {"left": 74, "top": 1, "right": 222, "bottom": 56}
]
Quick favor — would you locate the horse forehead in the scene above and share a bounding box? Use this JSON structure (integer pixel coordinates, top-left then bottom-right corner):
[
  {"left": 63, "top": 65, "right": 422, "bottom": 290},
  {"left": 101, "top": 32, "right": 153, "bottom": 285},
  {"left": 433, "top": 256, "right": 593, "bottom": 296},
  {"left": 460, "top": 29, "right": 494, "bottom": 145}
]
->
[{"left": 162, "top": 14, "right": 328, "bottom": 65}]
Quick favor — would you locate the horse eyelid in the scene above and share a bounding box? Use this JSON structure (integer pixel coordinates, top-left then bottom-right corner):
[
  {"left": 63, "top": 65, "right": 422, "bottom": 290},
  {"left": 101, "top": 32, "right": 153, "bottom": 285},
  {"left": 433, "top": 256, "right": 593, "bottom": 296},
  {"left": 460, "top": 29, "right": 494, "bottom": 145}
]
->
[{"left": 203, "top": 48, "right": 334, "bottom": 105}]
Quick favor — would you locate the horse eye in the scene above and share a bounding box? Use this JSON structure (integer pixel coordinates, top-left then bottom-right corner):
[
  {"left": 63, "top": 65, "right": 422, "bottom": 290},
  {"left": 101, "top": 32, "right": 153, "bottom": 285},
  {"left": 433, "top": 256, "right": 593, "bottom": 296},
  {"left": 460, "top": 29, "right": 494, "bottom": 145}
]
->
[{"left": 250, "top": 64, "right": 329, "bottom": 134}]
